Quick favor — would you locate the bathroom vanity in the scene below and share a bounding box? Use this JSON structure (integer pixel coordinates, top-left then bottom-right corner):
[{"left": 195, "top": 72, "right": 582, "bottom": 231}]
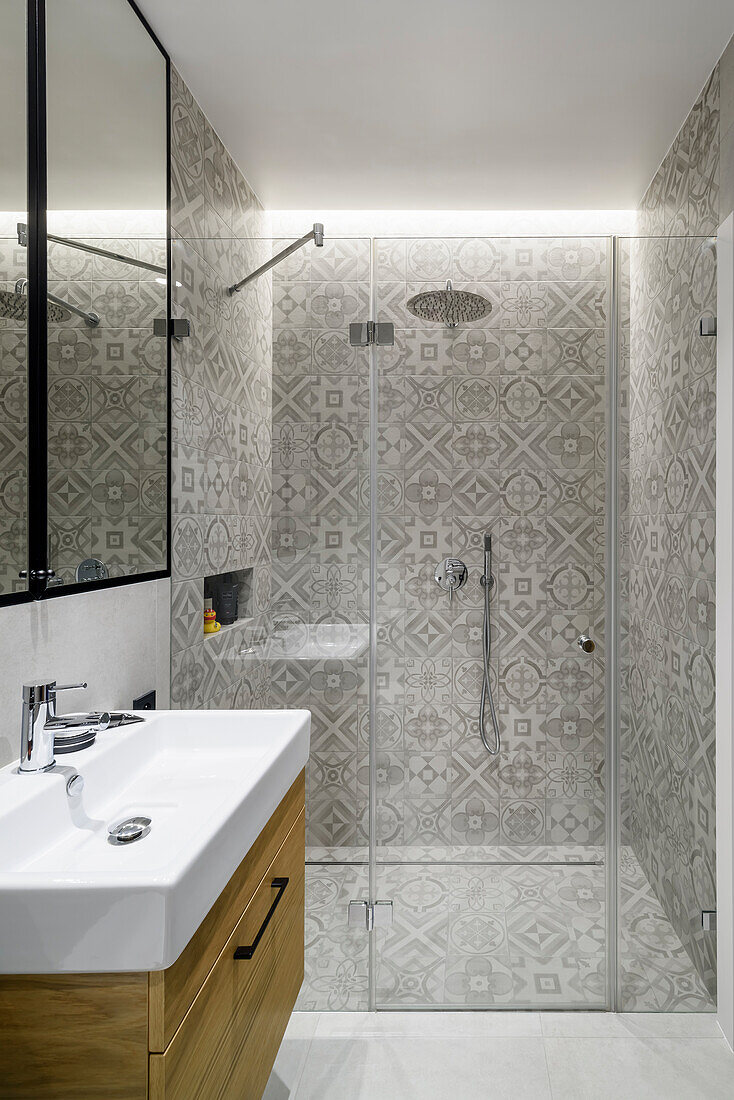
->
[{"left": 0, "top": 710, "right": 310, "bottom": 1099}]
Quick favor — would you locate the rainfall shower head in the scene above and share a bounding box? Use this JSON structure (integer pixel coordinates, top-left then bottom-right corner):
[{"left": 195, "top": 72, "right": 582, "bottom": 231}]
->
[
  {"left": 0, "top": 280, "right": 99, "bottom": 327},
  {"left": 406, "top": 279, "right": 492, "bottom": 328},
  {"left": 0, "top": 287, "right": 71, "bottom": 324}
]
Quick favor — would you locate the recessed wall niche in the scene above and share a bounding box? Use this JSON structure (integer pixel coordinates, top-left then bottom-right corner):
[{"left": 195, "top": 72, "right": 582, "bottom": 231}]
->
[{"left": 204, "top": 568, "right": 253, "bottom": 635}]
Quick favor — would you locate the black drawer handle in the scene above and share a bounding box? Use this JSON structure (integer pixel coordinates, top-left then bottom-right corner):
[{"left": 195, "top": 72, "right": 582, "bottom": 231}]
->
[{"left": 233, "top": 877, "right": 289, "bottom": 960}]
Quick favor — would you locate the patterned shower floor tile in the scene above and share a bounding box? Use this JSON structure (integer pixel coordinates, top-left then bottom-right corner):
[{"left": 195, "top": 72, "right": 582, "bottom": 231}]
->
[{"left": 298, "top": 846, "right": 714, "bottom": 1012}]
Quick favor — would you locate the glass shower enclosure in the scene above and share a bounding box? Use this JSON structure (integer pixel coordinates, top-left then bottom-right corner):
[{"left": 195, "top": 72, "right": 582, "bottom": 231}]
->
[{"left": 268, "top": 231, "right": 716, "bottom": 1012}]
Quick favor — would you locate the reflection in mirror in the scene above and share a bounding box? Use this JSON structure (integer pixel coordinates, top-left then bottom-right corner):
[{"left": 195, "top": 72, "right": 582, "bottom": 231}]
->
[
  {"left": 45, "top": 0, "right": 168, "bottom": 586},
  {"left": 0, "top": 2, "right": 28, "bottom": 596}
]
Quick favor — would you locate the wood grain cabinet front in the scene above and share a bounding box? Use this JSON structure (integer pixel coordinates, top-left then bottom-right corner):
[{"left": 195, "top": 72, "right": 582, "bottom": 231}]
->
[
  {"left": 149, "top": 809, "right": 305, "bottom": 1100},
  {"left": 0, "top": 771, "right": 305, "bottom": 1100}
]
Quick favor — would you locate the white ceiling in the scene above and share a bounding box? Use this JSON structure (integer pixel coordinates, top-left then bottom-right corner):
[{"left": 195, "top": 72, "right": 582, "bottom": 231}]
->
[{"left": 140, "top": 0, "right": 734, "bottom": 210}]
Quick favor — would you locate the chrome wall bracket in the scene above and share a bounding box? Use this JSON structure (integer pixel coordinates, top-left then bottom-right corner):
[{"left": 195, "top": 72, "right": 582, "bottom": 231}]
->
[
  {"left": 348, "top": 900, "right": 393, "bottom": 930},
  {"left": 349, "top": 321, "right": 395, "bottom": 347}
]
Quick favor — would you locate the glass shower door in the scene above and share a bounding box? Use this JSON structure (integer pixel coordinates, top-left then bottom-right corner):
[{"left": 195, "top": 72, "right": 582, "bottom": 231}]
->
[
  {"left": 268, "top": 236, "right": 374, "bottom": 1011},
  {"left": 616, "top": 233, "right": 717, "bottom": 1012},
  {"left": 370, "top": 235, "right": 611, "bottom": 1008}
]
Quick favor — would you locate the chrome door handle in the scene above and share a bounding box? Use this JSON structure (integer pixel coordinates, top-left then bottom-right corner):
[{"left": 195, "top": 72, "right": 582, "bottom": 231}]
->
[{"left": 576, "top": 635, "right": 595, "bottom": 654}]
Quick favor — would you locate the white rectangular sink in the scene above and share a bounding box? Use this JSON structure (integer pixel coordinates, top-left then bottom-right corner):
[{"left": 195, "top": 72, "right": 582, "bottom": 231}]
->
[{"left": 0, "top": 709, "right": 310, "bottom": 973}]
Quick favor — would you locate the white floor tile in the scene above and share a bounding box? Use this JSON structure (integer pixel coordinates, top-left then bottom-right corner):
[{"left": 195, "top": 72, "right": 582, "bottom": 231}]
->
[
  {"left": 266, "top": 1011, "right": 732, "bottom": 1100},
  {"left": 262, "top": 1036, "right": 311, "bottom": 1100},
  {"left": 284, "top": 1012, "right": 321, "bottom": 1041},
  {"left": 295, "top": 1038, "right": 552, "bottom": 1100},
  {"left": 540, "top": 1010, "right": 721, "bottom": 1038},
  {"left": 315, "top": 1009, "right": 542, "bottom": 1038},
  {"left": 543, "top": 1037, "right": 734, "bottom": 1100}
]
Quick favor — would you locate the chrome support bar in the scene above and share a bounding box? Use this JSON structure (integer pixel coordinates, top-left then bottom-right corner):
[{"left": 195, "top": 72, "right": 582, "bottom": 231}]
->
[
  {"left": 47, "top": 291, "right": 99, "bottom": 328},
  {"left": 17, "top": 221, "right": 166, "bottom": 275},
  {"left": 227, "top": 223, "right": 324, "bottom": 295}
]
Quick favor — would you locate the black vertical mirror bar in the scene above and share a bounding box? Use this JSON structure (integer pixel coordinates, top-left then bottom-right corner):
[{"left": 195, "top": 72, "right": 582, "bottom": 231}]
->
[{"left": 26, "top": 0, "right": 48, "bottom": 600}]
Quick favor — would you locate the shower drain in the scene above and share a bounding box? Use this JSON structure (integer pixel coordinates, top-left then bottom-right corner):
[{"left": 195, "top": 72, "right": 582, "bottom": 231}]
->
[{"left": 107, "top": 816, "right": 152, "bottom": 845}]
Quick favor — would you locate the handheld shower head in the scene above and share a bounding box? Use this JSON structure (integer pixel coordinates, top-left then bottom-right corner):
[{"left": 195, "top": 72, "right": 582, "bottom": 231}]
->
[{"left": 479, "top": 528, "right": 500, "bottom": 755}]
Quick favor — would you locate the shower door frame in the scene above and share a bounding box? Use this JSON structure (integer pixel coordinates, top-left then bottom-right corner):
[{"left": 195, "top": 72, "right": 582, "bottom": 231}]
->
[
  {"left": 716, "top": 212, "right": 734, "bottom": 1047},
  {"left": 362, "top": 233, "right": 620, "bottom": 1012}
]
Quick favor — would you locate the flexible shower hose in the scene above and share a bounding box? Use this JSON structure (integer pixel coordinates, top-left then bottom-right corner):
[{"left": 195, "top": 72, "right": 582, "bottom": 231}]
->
[{"left": 479, "top": 534, "right": 501, "bottom": 755}]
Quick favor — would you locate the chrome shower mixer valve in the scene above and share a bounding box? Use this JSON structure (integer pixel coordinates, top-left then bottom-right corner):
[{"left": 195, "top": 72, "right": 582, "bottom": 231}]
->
[{"left": 434, "top": 557, "right": 468, "bottom": 601}]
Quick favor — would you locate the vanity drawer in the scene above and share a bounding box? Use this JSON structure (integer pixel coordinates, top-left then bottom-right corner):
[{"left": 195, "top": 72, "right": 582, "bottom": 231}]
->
[
  {"left": 148, "top": 770, "right": 305, "bottom": 1052},
  {"left": 148, "top": 808, "right": 305, "bottom": 1100}
]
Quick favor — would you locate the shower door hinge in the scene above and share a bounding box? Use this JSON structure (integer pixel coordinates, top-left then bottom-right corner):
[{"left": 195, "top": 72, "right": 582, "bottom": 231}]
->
[
  {"left": 699, "top": 315, "right": 717, "bottom": 336},
  {"left": 348, "top": 900, "right": 393, "bottom": 930},
  {"left": 349, "top": 321, "right": 395, "bottom": 347},
  {"left": 702, "top": 910, "right": 717, "bottom": 931},
  {"left": 154, "top": 317, "right": 191, "bottom": 340}
]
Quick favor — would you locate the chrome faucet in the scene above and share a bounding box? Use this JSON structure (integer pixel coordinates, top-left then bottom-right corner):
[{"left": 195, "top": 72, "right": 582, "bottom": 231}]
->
[{"left": 19, "top": 680, "right": 89, "bottom": 773}]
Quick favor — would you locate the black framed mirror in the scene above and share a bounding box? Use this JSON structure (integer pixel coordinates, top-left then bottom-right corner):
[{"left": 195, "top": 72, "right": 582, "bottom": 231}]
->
[
  {"left": 0, "top": 0, "right": 170, "bottom": 604},
  {"left": 0, "top": 1, "right": 29, "bottom": 601}
]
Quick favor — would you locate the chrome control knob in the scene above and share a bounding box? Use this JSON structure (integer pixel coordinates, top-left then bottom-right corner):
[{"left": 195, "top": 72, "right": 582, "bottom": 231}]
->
[
  {"left": 576, "top": 635, "right": 595, "bottom": 654},
  {"left": 434, "top": 558, "right": 468, "bottom": 602}
]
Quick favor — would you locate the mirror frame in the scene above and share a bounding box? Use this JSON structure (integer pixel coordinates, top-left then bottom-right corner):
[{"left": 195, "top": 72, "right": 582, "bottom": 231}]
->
[{"left": 4, "top": 0, "right": 171, "bottom": 605}]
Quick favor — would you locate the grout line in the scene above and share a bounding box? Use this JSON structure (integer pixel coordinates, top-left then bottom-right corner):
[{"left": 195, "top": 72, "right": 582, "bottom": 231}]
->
[
  {"left": 286, "top": 1014, "right": 318, "bottom": 1100},
  {"left": 541, "top": 1035, "right": 556, "bottom": 1100},
  {"left": 290, "top": 1034, "right": 313, "bottom": 1100}
]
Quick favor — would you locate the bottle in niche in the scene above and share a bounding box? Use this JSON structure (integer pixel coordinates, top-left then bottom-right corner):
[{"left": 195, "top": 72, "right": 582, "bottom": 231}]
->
[{"left": 217, "top": 579, "right": 239, "bottom": 625}]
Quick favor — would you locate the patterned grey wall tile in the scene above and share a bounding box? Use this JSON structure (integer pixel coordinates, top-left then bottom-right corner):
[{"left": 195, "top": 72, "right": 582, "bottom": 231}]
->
[
  {"left": 500, "top": 421, "right": 548, "bottom": 468},
  {"left": 171, "top": 579, "right": 204, "bottom": 654},
  {"left": 311, "top": 239, "right": 370, "bottom": 283},
  {"left": 170, "top": 642, "right": 205, "bottom": 709},
  {"left": 547, "top": 328, "right": 605, "bottom": 375},
  {"left": 273, "top": 328, "right": 312, "bottom": 376},
  {"left": 446, "top": 327, "right": 501, "bottom": 376},
  {"left": 500, "top": 469, "right": 546, "bottom": 514},
  {"left": 273, "top": 281, "right": 310, "bottom": 327},
  {"left": 500, "top": 799, "right": 545, "bottom": 843},
  {"left": 170, "top": 65, "right": 206, "bottom": 185},
  {"left": 452, "top": 238, "right": 501, "bottom": 281},
  {"left": 547, "top": 798, "right": 602, "bottom": 845},
  {"left": 501, "top": 282, "right": 548, "bottom": 328},
  {"left": 546, "top": 282, "right": 606, "bottom": 328},
  {"left": 407, "top": 239, "right": 452, "bottom": 281},
  {"left": 312, "top": 374, "right": 367, "bottom": 423},
  {"left": 500, "top": 376, "right": 547, "bottom": 421}
]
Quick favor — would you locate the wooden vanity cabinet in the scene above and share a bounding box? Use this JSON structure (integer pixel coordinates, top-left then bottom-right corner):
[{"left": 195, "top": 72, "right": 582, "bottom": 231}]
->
[{"left": 0, "top": 771, "right": 305, "bottom": 1100}]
